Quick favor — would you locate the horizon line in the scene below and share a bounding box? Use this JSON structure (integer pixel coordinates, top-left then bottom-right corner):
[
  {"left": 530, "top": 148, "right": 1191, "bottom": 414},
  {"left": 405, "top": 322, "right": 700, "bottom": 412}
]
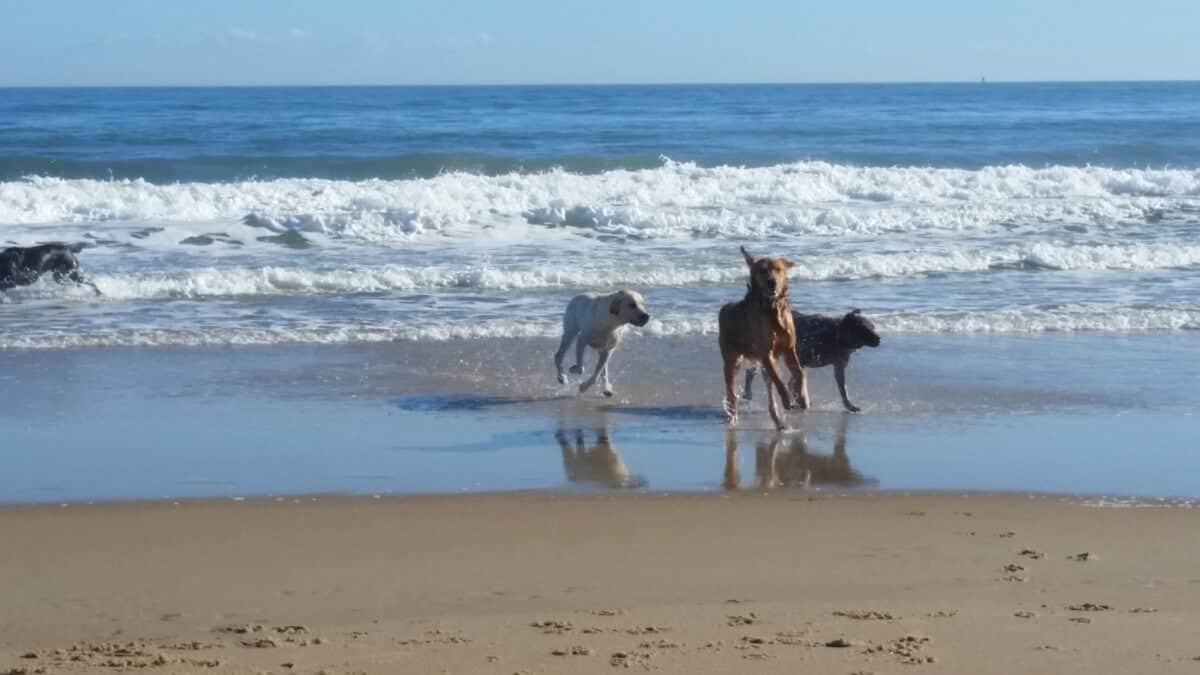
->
[{"left": 2, "top": 78, "right": 1199, "bottom": 89}]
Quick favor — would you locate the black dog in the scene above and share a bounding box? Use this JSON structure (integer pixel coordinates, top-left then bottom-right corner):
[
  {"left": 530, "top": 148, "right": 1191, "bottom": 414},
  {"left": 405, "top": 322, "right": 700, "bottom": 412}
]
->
[
  {"left": 742, "top": 309, "right": 881, "bottom": 412},
  {"left": 0, "top": 244, "right": 100, "bottom": 295}
]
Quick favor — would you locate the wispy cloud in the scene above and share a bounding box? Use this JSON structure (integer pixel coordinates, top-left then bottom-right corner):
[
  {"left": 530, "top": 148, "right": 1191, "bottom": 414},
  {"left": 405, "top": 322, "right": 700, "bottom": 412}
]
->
[
  {"left": 288, "top": 27, "right": 308, "bottom": 40},
  {"left": 228, "top": 27, "right": 258, "bottom": 41}
]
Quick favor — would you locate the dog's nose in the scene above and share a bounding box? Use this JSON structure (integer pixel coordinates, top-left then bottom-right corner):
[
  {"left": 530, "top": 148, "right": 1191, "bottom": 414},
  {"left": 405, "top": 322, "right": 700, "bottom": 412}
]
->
[{"left": 636, "top": 313, "right": 650, "bottom": 326}]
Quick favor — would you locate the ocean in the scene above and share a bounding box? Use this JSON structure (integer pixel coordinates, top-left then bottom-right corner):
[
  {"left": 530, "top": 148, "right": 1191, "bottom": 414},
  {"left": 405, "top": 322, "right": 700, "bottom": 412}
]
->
[
  {"left": 2, "top": 83, "right": 1199, "bottom": 348},
  {"left": 2, "top": 83, "right": 1199, "bottom": 503}
]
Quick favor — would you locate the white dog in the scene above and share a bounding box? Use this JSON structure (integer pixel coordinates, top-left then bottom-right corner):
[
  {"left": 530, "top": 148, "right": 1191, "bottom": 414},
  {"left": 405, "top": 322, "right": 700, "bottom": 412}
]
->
[{"left": 554, "top": 289, "right": 650, "bottom": 396}]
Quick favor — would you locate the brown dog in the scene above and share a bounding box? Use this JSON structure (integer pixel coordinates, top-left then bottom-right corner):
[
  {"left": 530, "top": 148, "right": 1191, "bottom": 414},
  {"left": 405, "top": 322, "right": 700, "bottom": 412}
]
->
[{"left": 717, "top": 246, "right": 807, "bottom": 429}]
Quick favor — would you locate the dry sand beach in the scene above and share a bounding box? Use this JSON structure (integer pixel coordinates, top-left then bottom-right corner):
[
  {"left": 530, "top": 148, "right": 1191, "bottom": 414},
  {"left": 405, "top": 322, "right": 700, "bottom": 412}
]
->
[{"left": 3, "top": 493, "right": 1200, "bottom": 675}]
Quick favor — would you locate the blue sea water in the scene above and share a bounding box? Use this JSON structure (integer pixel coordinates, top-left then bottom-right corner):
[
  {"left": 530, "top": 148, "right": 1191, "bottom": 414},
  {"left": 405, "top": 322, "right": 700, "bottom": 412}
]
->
[
  {"left": 2, "top": 83, "right": 1200, "bottom": 503},
  {"left": 2, "top": 83, "right": 1199, "bottom": 347}
]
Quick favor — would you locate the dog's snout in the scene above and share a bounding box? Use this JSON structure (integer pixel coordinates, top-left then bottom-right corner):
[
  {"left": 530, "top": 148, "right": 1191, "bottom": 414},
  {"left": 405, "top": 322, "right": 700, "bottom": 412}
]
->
[{"left": 635, "top": 313, "right": 650, "bottom": 326}]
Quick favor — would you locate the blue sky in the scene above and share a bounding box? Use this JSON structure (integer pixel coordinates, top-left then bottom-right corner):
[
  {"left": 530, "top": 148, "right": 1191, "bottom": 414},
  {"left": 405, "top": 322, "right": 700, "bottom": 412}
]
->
[{"left": 1, "top": 0, "right": 1197, "bottom": 86}]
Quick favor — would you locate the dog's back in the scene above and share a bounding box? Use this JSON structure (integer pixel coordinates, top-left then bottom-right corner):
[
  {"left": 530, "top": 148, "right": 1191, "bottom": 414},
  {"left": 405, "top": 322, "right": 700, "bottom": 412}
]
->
[{"left": 792, "top": 313, "right": 843, "bottom": 368}]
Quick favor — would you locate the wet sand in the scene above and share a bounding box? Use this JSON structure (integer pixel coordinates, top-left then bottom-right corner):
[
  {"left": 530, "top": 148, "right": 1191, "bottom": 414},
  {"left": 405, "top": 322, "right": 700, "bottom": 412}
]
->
[{"left": 2, "top": 492, "right": 1199, "bottom": 674}]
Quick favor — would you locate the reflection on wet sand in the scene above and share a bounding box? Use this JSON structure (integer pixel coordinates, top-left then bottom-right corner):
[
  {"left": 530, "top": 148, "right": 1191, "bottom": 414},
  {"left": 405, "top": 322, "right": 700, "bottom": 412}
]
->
[
  {"left": 556, "top": 409, "right": 648, "bottom": 489},
  {"left": 723, "top": 414, "right": 874, "bottom": 490}
]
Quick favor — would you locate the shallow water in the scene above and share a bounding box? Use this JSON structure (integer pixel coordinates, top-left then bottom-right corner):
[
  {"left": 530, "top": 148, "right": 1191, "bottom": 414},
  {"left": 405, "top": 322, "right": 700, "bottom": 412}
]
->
[{"left": 2, "top": 334, "right": 1196, "bottom": 503}]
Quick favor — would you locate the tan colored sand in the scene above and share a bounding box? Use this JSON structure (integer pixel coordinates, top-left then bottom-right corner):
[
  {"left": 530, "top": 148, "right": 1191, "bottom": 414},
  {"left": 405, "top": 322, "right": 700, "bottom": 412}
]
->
[{"left": 2, "top": 492, "right": 1198, "bottom": 674}]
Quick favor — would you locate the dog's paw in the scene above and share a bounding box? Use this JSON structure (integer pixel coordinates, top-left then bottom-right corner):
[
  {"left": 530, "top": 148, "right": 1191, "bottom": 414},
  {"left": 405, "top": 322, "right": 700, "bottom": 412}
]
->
[
  {"left": 797, "top": 396, "right": 810, "bottom": 410},
  {"left": 569, "top": 365, "right": 584, "bottom": 375},
  {"left": 557, "top": 373, "right": 567, "bottom": 385},
  {"left": 740, "top": 390, "right": 753, "bottom": 402},
  {"left": 603, "top": 389, "right": 614, "bottom": 398},
  {"left": 844, "top": 403, "right": 861, "bottom": 413}
]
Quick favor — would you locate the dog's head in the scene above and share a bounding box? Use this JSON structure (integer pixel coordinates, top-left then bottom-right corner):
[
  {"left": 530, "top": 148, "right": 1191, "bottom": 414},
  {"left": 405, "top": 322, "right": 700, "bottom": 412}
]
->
[
  {"left": 741, "top": 246, "right": 794, "bottom": 303},
  {"left": 609, "top": 289, "right": 651, "bottom": 327},
  {"left": 838, "top": 309, "right": 881, "bottom": 349}
]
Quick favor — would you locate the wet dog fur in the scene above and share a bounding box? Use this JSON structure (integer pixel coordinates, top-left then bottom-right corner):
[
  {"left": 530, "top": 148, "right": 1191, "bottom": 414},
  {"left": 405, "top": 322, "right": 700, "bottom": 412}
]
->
[{"left": 717, "top": 246, "right": 807, "bottom": 429}]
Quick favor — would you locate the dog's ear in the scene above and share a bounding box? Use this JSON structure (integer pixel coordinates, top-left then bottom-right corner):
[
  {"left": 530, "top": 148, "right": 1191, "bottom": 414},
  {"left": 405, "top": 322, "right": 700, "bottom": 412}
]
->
[
  {"left": 610, "top": 296, "right": 622, "bottom": 316},
  {"left": 740, "top": 246, "right": 755, "bottom": 266},
  {"left": 780, "top": 258, "right": 795, "bottom": 270},
  {"left": 852, "top": 308, "right": 861, "bottom": 314}
]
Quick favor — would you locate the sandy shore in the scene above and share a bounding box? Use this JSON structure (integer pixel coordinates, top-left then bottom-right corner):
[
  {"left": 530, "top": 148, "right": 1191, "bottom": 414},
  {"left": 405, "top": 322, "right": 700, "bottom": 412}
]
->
[{"left": 2, "top": 492, "right": 1198, "bottom": 674}]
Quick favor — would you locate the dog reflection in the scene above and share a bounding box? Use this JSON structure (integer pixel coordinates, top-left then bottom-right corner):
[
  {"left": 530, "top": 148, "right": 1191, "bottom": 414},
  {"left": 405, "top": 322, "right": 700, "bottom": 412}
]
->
[
  {"left": 723, "top": 415, "right": 869, "bottom": 490},
  {"left": 556, "top": 425, "right": 647, "bottom": 489}
]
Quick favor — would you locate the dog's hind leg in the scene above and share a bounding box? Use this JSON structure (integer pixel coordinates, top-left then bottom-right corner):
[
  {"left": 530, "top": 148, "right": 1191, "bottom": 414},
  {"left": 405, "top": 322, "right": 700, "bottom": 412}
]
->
[
  {"left": 569, "top": 334, "right": 587, "bottom": 375},
  {"left": 554, "top": 326, "right": 578, "bottom": 384},
  {"left": 579, "top": 348, "right": 611, "bottom": 395},
  {"left": 722, "top": 351, "right": 742, "bottom": 425},
  {"left": 834, "top": 360, "right": 859, "bottom": 412}
]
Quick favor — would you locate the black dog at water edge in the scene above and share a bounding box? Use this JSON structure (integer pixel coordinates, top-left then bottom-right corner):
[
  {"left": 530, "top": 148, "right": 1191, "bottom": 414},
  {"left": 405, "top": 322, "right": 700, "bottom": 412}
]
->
[
  {"left": 0, "top": 244, "right": 100, "bottom": 295},
  {"left": 742, "top": 309, "right": 881, "bottom": 412}
]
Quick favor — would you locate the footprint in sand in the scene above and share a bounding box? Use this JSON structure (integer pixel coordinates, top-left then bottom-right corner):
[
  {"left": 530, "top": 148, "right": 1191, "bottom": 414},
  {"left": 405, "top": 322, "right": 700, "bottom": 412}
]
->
[
  {"left": 529, "top": 620, "right": 574, "bottom": 634},
  {"left": 1066, "top": 603, "right": 1113, "bottom": 612},
  {"left": 727, "top": 613, "right": 759, "bottom": 626},
  {"left": 833, "top": 610, "right": 899, "bottom": 620},
  {"left": 550, "top": 645, "right": 593, "bottom": 656}
]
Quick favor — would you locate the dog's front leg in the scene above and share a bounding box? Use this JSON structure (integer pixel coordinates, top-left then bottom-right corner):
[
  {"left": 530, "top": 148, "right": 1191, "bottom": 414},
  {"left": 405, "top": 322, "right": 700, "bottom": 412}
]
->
[
  {"left": 781, "top": 349, "right": 809, "bottom": 410},
  {"left": 762, "top": 354, "right": 795, "bottom": 412},
  {"left": 764, "top": 368, "right": 787, "bottom": 430},
  {"left": 741, "top": 366, "right": 757, "bottom": 401},
  {"left": 579, "top": 348, "right": 611, "bottom": 394},
  {"left": 599, "top": 356, "right": 615, "bottom": 397},
  {"left": 834, "top": 360, "right": 859, "bottom": 412}
]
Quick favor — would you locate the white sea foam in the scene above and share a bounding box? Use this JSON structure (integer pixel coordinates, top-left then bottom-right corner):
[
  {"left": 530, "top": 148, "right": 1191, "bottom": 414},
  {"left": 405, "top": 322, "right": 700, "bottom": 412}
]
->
[
  {"left": 3, "top": 161, "right": 1198, "bottom": 244},
  {"left": 2, "top": 308, "right": 1196, "bottom": 350},
  {"left": 0, "top": 241, "right": 1181, "bottom": 301}
]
